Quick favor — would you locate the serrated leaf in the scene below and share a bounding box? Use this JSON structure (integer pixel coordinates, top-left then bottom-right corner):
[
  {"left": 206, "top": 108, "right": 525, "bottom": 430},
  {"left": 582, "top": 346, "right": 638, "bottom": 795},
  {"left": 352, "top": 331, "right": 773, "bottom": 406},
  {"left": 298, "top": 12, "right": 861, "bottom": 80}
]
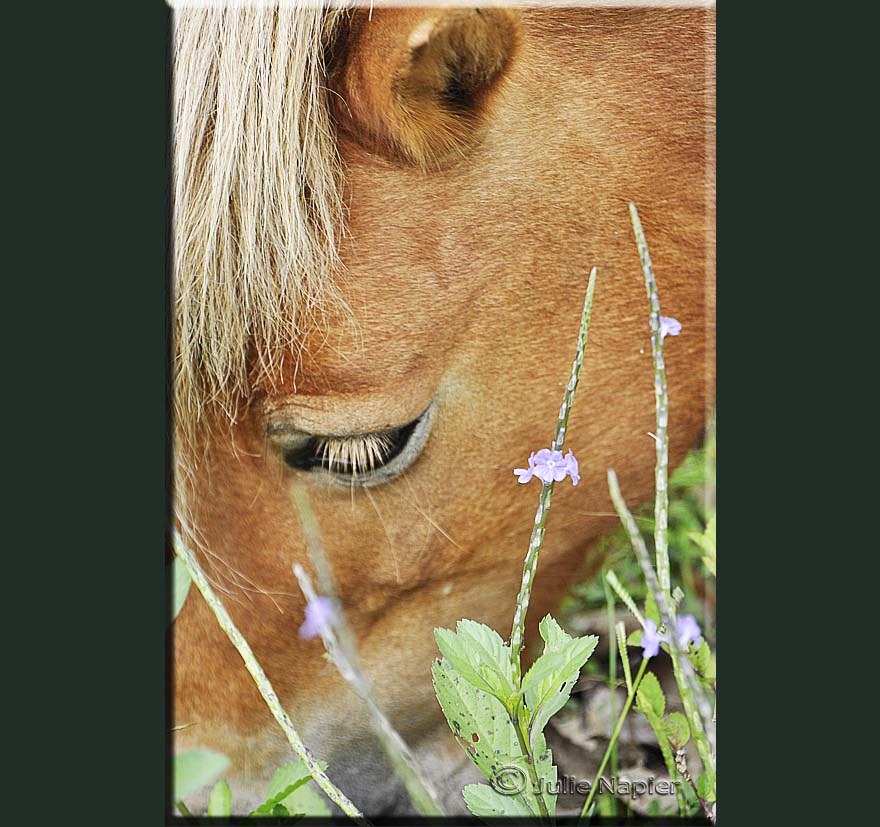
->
[
  {"left": 462, "top": 783, "right": 533, "bottom": 816},
  {"left": 171, "top": 558, "right": 192, "bottom": 622},
  {"left": 434, "top": 620, "right": 516, "bottom": 703},
  {"left": 251, "top": 760, "right": 330, "bottom": 817},
  {"left": 690, "top": 640, "right": 715, "bottom": 685},
  {"left": 271, "top": 803, "right": 290, "bottom": 816},
  {"left": 434, "top": 628, "right": 488, "bottom": 692},
  {"left": 267, "top": 760, "right": 319, "bottom": 798},
  {"left": 278, "top": 785, "right": 330, "bottom": 817},
  {"left": 174, "top": 749, "right": 230, "bottom": 801},
  {"left": 635, "top": 671, "right": 665, "bottom": 718},
  {"left": 662, "top": 712, "right": 691, "bottom": 749},
  {"left": 532, "top": 739, "right": 558, "bottom": 817},
  {"left": 433, "top": 658, "right": 554, "bottom": 817},
  {"left": 432, "top": 658, "right": 519, "bottom": 779},
  {"left": 522, "top": 617, "right": 597, "bottom": 749},
  {"left": 689, "top": 513, "right": 716, "bottom": 576},
  {"left": 696, "top": 771, "right": 716, "bottom": 802},
  {"left": 538, "top": 614, "right": 568, "bottom": 646},
  {"left": 207, "top": 779, "right": 231, "bottom": 816}
]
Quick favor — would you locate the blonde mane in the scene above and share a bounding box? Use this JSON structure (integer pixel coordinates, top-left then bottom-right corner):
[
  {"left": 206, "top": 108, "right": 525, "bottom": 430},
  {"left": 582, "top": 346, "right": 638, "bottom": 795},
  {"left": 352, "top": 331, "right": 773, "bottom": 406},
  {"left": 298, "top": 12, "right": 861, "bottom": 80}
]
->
[{"left": 172, "top": 1, "right": 346, "bottom": 443}]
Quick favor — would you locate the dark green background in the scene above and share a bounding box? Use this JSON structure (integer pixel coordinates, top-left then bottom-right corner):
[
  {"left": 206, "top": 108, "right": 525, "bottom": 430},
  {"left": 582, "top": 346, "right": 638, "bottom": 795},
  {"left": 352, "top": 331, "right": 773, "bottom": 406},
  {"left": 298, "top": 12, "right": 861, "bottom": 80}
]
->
[{"left": 7, "top": 2, "right": 819, "bottom": 824}]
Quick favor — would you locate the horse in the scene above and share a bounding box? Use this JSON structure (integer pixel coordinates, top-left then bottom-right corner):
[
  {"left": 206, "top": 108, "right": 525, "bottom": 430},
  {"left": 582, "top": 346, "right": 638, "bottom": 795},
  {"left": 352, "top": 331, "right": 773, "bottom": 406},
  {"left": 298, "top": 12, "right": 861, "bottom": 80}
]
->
[{"left": 171, "top": 1, "right": 715, "bottom": 815}]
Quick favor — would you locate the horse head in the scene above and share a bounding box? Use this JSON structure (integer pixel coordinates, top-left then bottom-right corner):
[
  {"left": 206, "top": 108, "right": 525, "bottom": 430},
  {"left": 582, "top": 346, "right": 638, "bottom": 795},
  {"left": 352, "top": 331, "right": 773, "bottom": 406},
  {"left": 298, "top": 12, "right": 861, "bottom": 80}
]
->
[{"left": 172, "top": 3, "right": 713, "bottom": 814}]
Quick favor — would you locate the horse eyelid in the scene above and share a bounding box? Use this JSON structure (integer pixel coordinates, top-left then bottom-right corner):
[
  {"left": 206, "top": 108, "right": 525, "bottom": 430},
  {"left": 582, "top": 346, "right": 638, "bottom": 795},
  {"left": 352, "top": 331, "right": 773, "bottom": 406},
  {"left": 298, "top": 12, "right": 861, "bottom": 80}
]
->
[{"left": 271, "top": 402, "right": 436, "bottom": 485}]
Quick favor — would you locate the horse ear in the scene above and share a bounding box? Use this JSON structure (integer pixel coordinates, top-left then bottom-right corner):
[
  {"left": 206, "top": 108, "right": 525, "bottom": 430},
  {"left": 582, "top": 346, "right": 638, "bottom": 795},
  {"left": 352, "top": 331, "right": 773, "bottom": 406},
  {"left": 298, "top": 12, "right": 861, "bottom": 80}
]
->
[{"left": 331, "top": 8, "right": 521, "bottom": 169}]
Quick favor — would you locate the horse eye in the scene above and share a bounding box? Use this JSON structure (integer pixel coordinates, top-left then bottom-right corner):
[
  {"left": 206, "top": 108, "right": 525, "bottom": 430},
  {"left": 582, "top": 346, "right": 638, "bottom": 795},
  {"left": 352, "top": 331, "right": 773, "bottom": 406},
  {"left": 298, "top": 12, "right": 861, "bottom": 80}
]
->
[{"left": 278, "top": 404, "right": 434, "bottom": 485}]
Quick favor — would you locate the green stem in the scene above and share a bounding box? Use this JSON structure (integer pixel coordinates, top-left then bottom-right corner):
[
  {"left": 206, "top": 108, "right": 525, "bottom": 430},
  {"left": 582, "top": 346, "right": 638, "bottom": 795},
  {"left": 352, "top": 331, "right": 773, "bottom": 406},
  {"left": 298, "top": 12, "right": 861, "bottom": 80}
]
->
[
  {"left": 172, "top": 534, "right": 366, "bottom": 822},
  {"left": 292, "top": 560, "right": 444, "bottom": 816},
  {"left": 602, "top": 573, "right": 618, "bottom": 808},
  {"left": 629, "top": 203, "right": 671, "bottom": 597},
  {"left": 579, "top": 658, "right": 650, "bottom": 820},
  {"left": 607, "top": 470, "right": 716, "bottom": 795},
  {"left": 175, "top": 800, "right": 192, "bottom": 817},
  {"left": 626, "top": 203, "right": 716, "bottom": 795},
  {"left": 510, "top": 266, "right": 597, "bottom": 674},
  {"left": 509, "top": 700, "right": 552, "bottom": 823}
]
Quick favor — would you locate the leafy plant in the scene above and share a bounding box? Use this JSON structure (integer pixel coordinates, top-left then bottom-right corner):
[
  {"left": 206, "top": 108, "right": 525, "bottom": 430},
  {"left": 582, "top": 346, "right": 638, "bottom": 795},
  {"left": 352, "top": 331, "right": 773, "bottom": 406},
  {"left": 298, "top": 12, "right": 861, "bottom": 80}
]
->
[
  {"left": 172, "top": 754, "right": 331, "bottom": 818},
  {"left": 434, "top": 617, "right": 597, "bottom": 818},
  {"left": 580, "top": 204, "right": 716, "bottom": 822},
  {"left": 432, "top": 268, "right": 599, "bottom": 820}
]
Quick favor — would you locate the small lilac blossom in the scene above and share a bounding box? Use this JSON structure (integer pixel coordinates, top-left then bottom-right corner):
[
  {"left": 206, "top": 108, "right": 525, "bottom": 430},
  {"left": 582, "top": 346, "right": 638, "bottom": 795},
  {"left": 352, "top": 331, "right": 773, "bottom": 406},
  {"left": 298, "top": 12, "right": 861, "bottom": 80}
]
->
[
  {"left": 641, "top": 615, "right": 702, "bottom": 659},
  {"left": 641, "top": 618, "right": 664, "bottom": 659},
  {"left": 298, "top": 596, "right": 335, "bottom": 640},
  {"left": 564, "top": 450, "right": 580, "bottom": 485},
  {"left": 514, "top": 452, "right": 537, "bottom": 484},
  {"left": 659, "top": 316, "right": 682, "bottom": 339},
  {"left": 514, "top": 448, "right": 580, "bottom": 486},
  {"left": 675, "top": 614, "right": 702, "bottom": 648}
]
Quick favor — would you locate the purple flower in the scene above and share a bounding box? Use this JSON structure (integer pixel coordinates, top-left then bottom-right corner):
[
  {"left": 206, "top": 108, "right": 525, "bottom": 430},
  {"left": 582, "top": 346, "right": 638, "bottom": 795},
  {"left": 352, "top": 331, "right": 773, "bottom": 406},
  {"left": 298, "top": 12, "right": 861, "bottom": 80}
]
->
[
  {"left": 659, "top": 316, "right": 682, "bottom": 339},
  {"left": 641, "top": 618, "right": 665, "bottom": 659},
  {"left": 564, "top": 450, "right": 580, "bottom": 485},
  {"left": 514, "top": 452, "right": 538, "bottom": 484},
  {"left": 640, "top": 614, "right": 702, "bottom": 659},
  {"left": 675, "top": 614, "right": 702, "bottom": 648},
  {"left": 298, "top": 596, "right": 335, "bottom": 640},
  {"left": 514, "top": 448, "right": 580, "bottom": 486}
]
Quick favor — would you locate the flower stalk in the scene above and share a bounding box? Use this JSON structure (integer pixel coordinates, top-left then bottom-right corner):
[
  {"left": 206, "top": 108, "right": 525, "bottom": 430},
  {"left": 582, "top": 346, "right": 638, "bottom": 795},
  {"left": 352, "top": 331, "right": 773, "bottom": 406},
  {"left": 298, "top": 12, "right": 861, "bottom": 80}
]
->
[
  {"left": 607, "top": 471, "right": 716, "bottom": 794},
  {"left": 579, "top": 656, "right": 650, "bottom": 819},
  {"left": 291, "top": 489, "right": 445, "bottom": 817},
  {"left": 509, "top": 266, "right": 598, "bottom": 674},
  {"left": 172, "top": 532, "right": 366, "bottom": 822},
  {"left": 603, "top": 201, "right": 715, "bottom": 802}
]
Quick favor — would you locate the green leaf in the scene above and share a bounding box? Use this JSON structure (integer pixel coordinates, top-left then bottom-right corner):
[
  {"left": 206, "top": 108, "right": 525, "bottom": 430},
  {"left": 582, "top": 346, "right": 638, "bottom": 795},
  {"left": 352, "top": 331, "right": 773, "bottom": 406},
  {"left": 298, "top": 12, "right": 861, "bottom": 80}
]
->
[
  {"left": 689, "top": 513, "right": 716, "bottom": 576},
  {"left": 266, "top": 761, "right": 315, "bottom": 799},
  {"left": 635, "top": 671, "right": 665, "bottom": 718},
  {"left": 207, "top": 779, "right": 232, "bottom": 816},
  {"left": 174, "top": 749, "right": 230, "bottom": 801},
  {"left": 662, "top": 712, "right": 691, "bottom": 749},
  {"left": 634, "top": 701, "right": 682, "bottom": 811},
  {"left": 598, "top": 792, "right": 617, "bottom": 816},
  {"left": 538, "top": 614, "right": 569, "bottom": 647},
  {"left": 251, "top": 760, "right": 330, "bottom": 817},
  {"left": 432, "top": 658, "right": 555, "bottom": 817},
  {"left": 690, "top": 640, "right": 715, "bottom": 686},
  {"left": 696, "top": 771, "right": 716, "bottom": 802},
  {"left": 171, "top": 558, "right": 192, "bottom": 622},
  {"left": 434, "top": 620, "right": 516, "bottom": 703},
  {"left": 432, "top": 658, "right": 519, "bottom": 780},
  {"left": 277, "top": 785, "right": 330, "bottom": 818},
  {"left": 462, "top": 783, "right": 533, "bottom": 816},
  {"left": 522, "top": 616, "right": 597, "bottom": 748}
]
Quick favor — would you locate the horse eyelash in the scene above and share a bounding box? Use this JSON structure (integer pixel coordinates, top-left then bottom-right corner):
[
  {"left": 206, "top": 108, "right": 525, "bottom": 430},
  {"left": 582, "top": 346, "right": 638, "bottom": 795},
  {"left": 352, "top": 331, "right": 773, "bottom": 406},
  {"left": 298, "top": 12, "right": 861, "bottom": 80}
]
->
[{"left": 314, "top": 433, "right": 395, "bottom": 476}]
